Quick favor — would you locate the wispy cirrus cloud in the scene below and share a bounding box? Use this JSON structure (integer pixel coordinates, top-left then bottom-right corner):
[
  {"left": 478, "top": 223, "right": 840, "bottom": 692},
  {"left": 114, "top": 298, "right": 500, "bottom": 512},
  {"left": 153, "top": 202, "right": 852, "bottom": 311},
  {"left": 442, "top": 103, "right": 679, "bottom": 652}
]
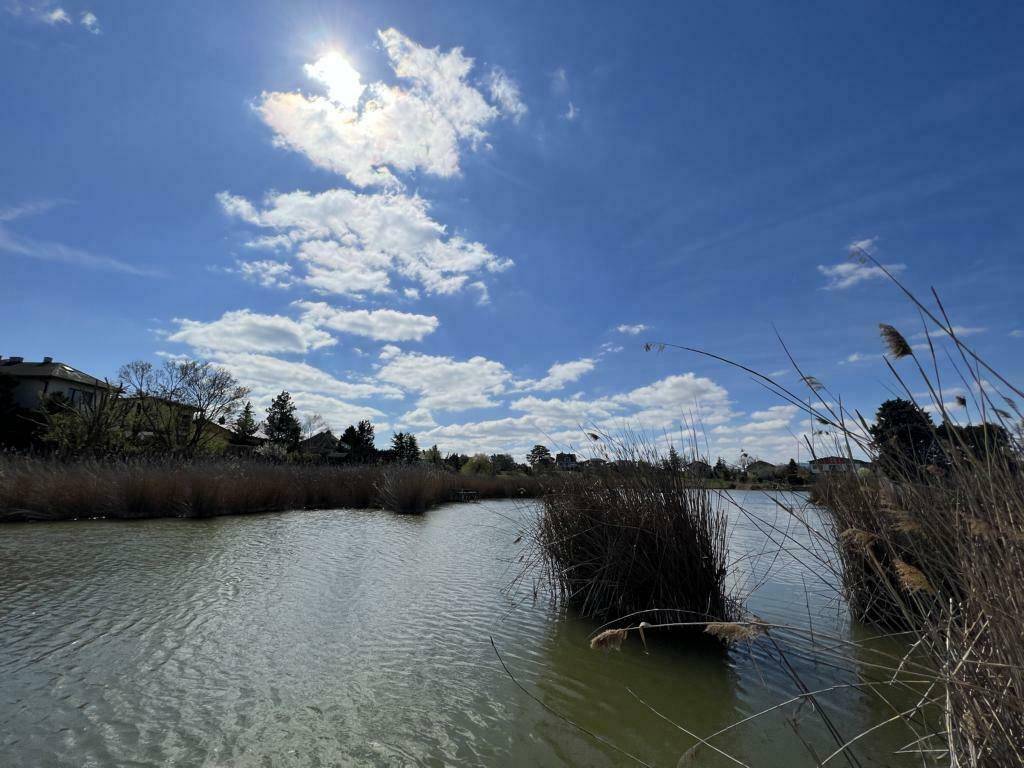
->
[{"left": 0, "top": 200, "right": 158, "bottom": 276}]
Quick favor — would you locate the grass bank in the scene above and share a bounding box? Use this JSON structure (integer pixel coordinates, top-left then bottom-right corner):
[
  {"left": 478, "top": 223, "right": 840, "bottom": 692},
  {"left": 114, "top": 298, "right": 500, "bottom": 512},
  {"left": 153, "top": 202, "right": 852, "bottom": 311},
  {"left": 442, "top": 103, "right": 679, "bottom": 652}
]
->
[{"left": 0, "top": 457, "right": 541, "bottom": 522}]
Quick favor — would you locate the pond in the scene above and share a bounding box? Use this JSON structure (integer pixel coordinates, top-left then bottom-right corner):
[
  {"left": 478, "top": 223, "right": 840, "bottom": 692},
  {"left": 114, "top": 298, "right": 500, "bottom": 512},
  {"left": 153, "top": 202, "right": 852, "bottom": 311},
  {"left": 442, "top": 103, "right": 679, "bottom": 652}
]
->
[{"left": 0, "top": 491, "right": 920, "bottom": 766}]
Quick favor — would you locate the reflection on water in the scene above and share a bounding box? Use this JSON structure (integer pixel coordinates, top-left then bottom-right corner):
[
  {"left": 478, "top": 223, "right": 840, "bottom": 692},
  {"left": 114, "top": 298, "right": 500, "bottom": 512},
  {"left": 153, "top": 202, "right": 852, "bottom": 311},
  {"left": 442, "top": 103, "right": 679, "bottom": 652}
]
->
[{"left": 1, "top": 492, "right": 919, "bottom": 766}]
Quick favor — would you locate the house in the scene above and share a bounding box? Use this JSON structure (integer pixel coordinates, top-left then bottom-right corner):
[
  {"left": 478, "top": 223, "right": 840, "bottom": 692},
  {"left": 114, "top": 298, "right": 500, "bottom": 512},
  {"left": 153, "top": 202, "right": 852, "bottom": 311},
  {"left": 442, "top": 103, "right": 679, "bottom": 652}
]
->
[
  {"left": 683, "top": 460, "right": 713, "bottom": 478},
  {"left": 299, "top": 430, "right": 340, "bottom": 459},
  {"left": 555, "top": 452, "right": 579, "bottom": 470},
  {"left": 809, "top": 456, "right": 871, "bottom": 474},
  {"left": 0, "top": 356, "right": 115, "bottom": 409}
]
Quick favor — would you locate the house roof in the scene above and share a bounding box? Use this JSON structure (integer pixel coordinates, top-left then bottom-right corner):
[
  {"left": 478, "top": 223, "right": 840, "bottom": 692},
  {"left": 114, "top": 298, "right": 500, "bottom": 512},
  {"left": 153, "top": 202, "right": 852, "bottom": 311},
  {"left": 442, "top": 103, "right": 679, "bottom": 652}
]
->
[
  {"left": 0, "top": 359, "right": 112, "bottom": 389},
  {"left": 300, "top": 430, "right": 338, "bottom": 451}
]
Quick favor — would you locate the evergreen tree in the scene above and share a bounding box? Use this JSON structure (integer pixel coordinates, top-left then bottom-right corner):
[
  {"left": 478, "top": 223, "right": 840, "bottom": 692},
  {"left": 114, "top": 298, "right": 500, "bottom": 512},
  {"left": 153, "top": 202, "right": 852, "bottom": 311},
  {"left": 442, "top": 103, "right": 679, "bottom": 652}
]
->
[
  {"left": 870, "top": 398, "right": 935, "bottom": 475},
  {"left": 339, "top": 419, "right": 377, "bottom": 462},
  {"left": 233, "top": 401, "right": 260, "bottom": 445},
  {"left": 390, "top": 432, "right": 420, "bottom": 463},
  {"left": 785, "top": 458, "right": 800, "bottom": 484},
  {"left": 264, "top": 391, "right": 301, "bottom": 451},
  {"left": 527, "top": 444, "right": 553, "bottom": 468},
  {"left": 666, "top": 445, "right": 682, "bottom": 472}
]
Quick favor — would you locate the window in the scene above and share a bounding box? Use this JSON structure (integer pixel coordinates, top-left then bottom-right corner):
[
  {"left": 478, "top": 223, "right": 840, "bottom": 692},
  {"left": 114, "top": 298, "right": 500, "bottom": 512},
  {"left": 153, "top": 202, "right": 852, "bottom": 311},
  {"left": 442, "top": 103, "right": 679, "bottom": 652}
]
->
[{"left": 68, "top": 388, "right": 95, "bottom": 407}]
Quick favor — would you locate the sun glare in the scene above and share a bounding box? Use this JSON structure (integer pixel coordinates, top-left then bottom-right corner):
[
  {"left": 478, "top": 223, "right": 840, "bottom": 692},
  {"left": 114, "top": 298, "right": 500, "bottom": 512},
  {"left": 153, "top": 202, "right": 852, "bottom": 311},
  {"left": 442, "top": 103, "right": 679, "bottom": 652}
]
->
[{"left": 304, "top": 50, "right": 364, "bottom": 107}]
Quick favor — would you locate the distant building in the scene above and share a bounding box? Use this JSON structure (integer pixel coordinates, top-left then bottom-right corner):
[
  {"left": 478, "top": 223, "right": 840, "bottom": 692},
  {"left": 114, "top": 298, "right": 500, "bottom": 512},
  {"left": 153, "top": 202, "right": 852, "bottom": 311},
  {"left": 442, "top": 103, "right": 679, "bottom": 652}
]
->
[
  {"left": 683, "top": 460, "right": 713, "bottom": 478},
  {"left": 809, "top": 456, "right": 870, "bottom": 474},
  {"left": 555, "top": 452, "right": 579, "bottom": 470},
  {"left": 299, "top": 430, "right": 340, "bottom": 459},
  {"left": 0, "top": 356, "right": 114, "bottom": 409}
]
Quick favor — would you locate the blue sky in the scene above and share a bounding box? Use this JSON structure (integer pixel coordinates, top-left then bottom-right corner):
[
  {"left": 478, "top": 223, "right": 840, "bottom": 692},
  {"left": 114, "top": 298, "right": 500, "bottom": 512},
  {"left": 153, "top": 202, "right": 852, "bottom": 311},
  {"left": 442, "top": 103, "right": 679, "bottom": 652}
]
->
[{"left": 3, "top": 0, "right": 1023, "bottom": 461}]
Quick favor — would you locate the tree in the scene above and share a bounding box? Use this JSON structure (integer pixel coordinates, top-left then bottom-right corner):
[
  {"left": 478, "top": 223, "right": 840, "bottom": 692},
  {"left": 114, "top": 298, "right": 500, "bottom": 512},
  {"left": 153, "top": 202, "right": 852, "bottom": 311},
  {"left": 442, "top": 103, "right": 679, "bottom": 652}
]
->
[
  {"left": 490, "top": 453, "right": 517, "bottom": 474},
  {"left": 301, "top": 413, "right": 328, "bottom": 442},
  {"left": 421, "top": 444, "right": 443, "bottom": 466},
  {"left": 265, "top": 391, "right": 302, "bottom": 451},
  {"left": 665, "top": 445, "right": 683, "bottom": 473},
  {"left": 390, "top": 432, "right": 420, "bottom": 463},
  {"left": 339, "top": 419, "right": 377, "bottom": 463},
  {"left": 527, "top": 444, "right": 553, "bottom": 468},
  {"left": 233, "top": 401, "right": 260, "bottom": 445},
  {"left": 444, "top": 452, "right": 469, "bottom": 472},
  {"left": 713, "top": 457, "right": 732, "bottom": 480},
  {"left": 118, "top": 359, "right": 249, "bottom": 455},
  {"left": 461, "top": 453, "right": 493, "bottom": 475},
  {"left": 785, "top": 458, "right": 801, "bottom": 485},
  {"left": 869, "top": 398, "right": 935, "bottom": 475}
]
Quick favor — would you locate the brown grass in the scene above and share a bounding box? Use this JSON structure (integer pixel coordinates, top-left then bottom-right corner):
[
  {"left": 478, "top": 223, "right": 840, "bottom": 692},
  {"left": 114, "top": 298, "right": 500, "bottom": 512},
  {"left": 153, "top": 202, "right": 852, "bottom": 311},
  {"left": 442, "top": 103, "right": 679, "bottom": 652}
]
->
[{"left": 0, "top": 457, "right": 541, "bottom": 522}]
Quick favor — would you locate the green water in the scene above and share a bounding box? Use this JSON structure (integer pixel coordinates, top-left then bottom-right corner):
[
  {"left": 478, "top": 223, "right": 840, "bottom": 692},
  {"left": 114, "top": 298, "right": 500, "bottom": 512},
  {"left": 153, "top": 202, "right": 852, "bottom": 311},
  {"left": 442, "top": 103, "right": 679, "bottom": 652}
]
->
[{"left": 0, "top": 492, "right": 923, "bottom": 766}]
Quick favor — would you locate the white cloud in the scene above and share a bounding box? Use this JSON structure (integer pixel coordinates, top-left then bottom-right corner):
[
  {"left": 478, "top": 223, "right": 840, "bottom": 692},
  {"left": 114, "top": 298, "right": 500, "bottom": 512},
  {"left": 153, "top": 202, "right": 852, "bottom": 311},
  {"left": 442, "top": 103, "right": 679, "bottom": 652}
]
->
[
  {"left": 0, "top": 209, "right": 158, "bottom": 277},
  {"left": 168, "top": 309, "right": 336, "bottom": 354},
  {"left": 910, "top": 326, "right": 986, "bottom": 339},
  {"left": 236, "top": 259, "right": 294, "bottom": 288},
  {"left": 564, "top": 102, "right": 579, "bottom": 121},
  {"left": 616, "top": 323, "right": 648, "bottom": 335},
  {"left": 218, "top": 188, "right": 512, "bottom": 298},
  {"left": 257, "top": 29, "right": 520, "bottom": 189},
  {"left": 397, "top": 407, "right": 437, "bottom": 428},
  {"left": 294, "top": 301, "right": 439, "bottom": 341},
  {"left": 486, "top": 67, "right": 527, "bottom": 122},
  {"left": 1011, "top": 330, "right": 1024, "bottom": 338},
  {"left": 515, "top": 358, "right": 596, "bottom": 392},
  {"left": 403, "top": 287, "right": 420, "bottom": 300},
  {"left": 42, "top": 7, "right": 69, "bottom": 24},
  {"left": 550, "top": 67, "right": 568, "bottom": 94},
  {"left": 80, "top": 10, "right": 99, "bottom": 33},
  {"left": 211, "top": 351, "right": 402, "bottom": 402},
  {"left": 840, "top": 351, "right": 883, "bottom": 365},
  {"left": 375, "top": 348, "right": 513, "bottom": 411},
  {"left": 818, "top": 261, "right": 905, "bottom": 290}
]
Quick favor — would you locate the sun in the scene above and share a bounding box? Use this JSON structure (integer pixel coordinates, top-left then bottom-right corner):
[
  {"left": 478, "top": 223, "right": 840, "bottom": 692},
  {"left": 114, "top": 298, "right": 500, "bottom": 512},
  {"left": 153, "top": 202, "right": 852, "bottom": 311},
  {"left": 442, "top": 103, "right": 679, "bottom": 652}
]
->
[{"left": 304, "top": 50, "right": 365, "bottom": 108}]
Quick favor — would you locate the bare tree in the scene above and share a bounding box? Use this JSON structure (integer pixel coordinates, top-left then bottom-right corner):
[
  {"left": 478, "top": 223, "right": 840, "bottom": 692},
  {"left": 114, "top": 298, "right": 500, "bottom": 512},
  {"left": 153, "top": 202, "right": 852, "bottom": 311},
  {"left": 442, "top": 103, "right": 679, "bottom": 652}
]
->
[
  {"left": 117, "top": 359, "right": 249, "bottom": 455},
  {"left": 301, "top": 412, "right": 329, "bottom": 442}
]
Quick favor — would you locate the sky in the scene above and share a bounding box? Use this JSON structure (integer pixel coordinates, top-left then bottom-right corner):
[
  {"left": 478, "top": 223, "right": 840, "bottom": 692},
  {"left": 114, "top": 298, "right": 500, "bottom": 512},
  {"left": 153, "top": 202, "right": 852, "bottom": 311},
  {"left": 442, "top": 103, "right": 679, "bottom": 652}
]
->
[{"left": 3, "top": 0, "right": 1023, "bottom": 462}]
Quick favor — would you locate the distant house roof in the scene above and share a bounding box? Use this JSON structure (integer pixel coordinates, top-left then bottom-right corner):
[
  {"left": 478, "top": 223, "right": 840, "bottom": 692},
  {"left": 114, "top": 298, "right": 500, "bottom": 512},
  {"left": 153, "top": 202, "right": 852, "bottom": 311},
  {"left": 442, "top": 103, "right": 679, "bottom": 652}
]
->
[
  {"left": 300, "top": 430, "right": 338, "bottom": 453},
  {"left": 0, "top": 357, "right": 113, "bottom": 389},
  {"left": 809, "top": 456, "right": 870, "bottom": 466}
]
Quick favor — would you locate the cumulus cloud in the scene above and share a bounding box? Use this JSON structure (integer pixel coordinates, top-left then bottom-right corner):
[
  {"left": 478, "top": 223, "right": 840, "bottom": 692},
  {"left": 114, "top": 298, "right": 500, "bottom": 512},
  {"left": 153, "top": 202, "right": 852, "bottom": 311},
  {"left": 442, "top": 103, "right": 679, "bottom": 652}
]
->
[
  {"left": 616, "top": 323, "right": 647, "bottom": 335},
  {"left": 294, "top": 301, "right": 439, "bottom": 342},
  {"left": 41, "top": 7, "right": 69, "bottom": 24},
  {"left": 564, "top": 102, "right": 579, "bottom": 121},
  {"left": 167, "top": 309, "right": 336, "bottom": 355},
  {"left": 235, "top": 259, "right": 294, "bottom": 288},
  {"left": 515, "top": 358, "right": 596, "bottom": 392},
  {"left": 218, "top": 188, "right": 512, "bottom": 299},
  {"left": 375, "top": 348, "right": 513, "bottom": 412},
  {"left": 257, "top": 28, "right": 521, "bottom": 189}
]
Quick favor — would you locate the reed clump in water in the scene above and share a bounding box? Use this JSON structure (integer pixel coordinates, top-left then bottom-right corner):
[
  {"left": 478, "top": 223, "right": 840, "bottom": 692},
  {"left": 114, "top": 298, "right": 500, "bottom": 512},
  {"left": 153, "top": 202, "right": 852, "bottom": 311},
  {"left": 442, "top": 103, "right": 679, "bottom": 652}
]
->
[
  {"left": 531, "top": 441, "right": 735, "bottom": 629},
  {"left": 0, "top": 457, "right": 541, "bottom": 522}
]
